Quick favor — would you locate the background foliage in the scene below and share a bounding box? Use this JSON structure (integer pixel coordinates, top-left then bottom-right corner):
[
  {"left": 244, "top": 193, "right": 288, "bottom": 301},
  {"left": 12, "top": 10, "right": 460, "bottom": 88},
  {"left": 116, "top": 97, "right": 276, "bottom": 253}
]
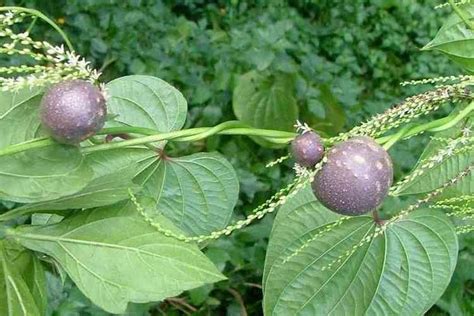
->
[{"left": 1, "top": 0, "right": 472, "bottom": 315}]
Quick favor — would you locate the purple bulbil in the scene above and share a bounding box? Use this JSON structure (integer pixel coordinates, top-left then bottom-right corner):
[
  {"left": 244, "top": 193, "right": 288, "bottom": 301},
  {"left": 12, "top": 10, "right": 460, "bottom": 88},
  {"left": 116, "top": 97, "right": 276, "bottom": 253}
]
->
[
  {"left": 291, "top": 131, "right": 325, "bottom": 168},
  {"left": 40, "top": 80, "right": 107, "bottom": 144},
  {"left": 312, "top": 136, "right": 393, "bottom": 216}
]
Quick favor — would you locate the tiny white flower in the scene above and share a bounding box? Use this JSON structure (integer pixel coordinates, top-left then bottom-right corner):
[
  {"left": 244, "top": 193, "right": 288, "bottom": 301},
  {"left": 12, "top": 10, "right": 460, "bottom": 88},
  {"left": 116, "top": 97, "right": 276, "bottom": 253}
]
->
[{"left": 462, "top": 127, "right": 471, "bottom": 137}]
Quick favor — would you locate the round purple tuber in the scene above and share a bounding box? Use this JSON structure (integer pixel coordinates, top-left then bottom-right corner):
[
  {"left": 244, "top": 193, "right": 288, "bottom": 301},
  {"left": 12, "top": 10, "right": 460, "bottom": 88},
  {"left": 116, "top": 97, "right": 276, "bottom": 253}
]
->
[
  {"left": 291, "top": 131, "right": 325, "bottom": 168},
  {"left": 40, "top": 80, "right": 107, "bottom": 144},
  {"left": 312, "top": 136, "right": 393, "bottom": 216}
]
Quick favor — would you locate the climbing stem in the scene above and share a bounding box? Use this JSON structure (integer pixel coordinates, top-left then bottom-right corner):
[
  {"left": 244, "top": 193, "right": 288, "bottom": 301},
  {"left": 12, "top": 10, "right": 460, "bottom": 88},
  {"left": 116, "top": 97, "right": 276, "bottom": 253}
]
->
[
  {"left": 377, "top": 101, "right": 474, "bottom": 146},
  {"left": 382, "top": 125, "right": 412, "bottom": 150},
  {"left": 82, "top": 122, "right": 296, "bottom": 154},
  {"left": 430, "top": 101, "right": 474, "bottom": 131},
  {"left": 97, "top": 126, "right": 159, "bottom": 136},
  {"left": 98, "top": 126, "right": 160, "bottom": 136},
  {"left": 0, "top": 101, "right": 471, "bottom": 157},
  {"left": 0, "top": 121, "right": 297, "bottom": 157}
]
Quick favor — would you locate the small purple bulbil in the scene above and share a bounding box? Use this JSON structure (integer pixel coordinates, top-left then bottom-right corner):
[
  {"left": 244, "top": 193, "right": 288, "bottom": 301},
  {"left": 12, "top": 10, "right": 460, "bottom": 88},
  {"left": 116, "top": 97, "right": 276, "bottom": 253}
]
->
[
  {"left": 312, "top": 136, "right": 393, "bottom": 216},
  {"left": 291, "top": 131, "right": 325, "bottom": 168},
  {"left": 40, "top": 80, "right": 107, "bottom": 144}
]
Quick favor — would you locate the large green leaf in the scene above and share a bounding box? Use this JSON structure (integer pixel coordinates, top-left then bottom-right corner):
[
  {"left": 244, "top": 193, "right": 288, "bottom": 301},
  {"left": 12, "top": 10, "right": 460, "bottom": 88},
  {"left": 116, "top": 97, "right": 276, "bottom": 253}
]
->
[
  {"left": 423, "top": 5, "right": 474, "bottom": 72},
  {"left": 233, "top": 71, "right": 298, "bottom": 132},
  {"left": 263, "top": 186, "right": 340, "bottom": 288},
  {"left": 263, "top": 206, "right": 458, "bottom": 315},
  {"left": 0, "top": 88, "right": 43, "bottom": 149},
  {"left": 136, "top": 152, "right": 239, "bottom": 236},
  {"left": 302, "top": 84, "right": 346, "bottom": 137},
  {"left": 12, "top": 202, "right": 225, "bottom": 314},
  {"left": 0, "top": 148, "right": 156, "bottom": 220},
  {"left": 0, "top": 241, "right": 42, "bottom": 316},
  {"left": 106, "top": 75, "right": 187, "bottom": 132},
  {"left": 0, "top": 145, "right": 93, "bottom": 203}
]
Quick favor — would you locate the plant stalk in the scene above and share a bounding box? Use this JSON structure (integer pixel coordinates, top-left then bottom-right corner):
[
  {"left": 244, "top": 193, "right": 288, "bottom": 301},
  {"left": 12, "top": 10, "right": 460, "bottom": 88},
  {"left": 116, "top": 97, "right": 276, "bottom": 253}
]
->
[
  {"left": 0, "top": 102, "right": 471, "bottom": 158},
  {"left": 0, "top": 122, "right": 297, "bottom": 157},
  {"left": 378, "top": 101, "right": 474, "bottom": 146}
]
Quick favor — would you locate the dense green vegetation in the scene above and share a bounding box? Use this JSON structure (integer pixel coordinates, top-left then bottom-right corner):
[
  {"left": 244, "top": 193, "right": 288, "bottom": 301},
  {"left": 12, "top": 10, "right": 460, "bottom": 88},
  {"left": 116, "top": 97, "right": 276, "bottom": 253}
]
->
[{"left": 1, "top": 1, "right": 472, "bottom": 315}]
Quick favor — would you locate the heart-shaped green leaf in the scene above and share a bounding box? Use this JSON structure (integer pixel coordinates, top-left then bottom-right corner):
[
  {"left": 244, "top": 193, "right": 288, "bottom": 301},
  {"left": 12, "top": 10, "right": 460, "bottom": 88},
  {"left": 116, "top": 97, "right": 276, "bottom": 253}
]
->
[
  {"left": 263, "top": 190, "right": 458, "bottom": 315},
  {"left": 12, "top": 201, "right": 225, "bottom": 314},
  {"left": 0, "top": 88, "right": 43, "bottom": 149},
  {"left": 136, "top": 152, "right": 239, "bottom": 236},
  {"left": 263, "top": 186, "right": 340, "bottom": 287},
  {"left": 106, "top": 75, "right": 187, "bottom": 132},
  {"left": 233, "top": 71, "right": 298, "bottom": 137}
]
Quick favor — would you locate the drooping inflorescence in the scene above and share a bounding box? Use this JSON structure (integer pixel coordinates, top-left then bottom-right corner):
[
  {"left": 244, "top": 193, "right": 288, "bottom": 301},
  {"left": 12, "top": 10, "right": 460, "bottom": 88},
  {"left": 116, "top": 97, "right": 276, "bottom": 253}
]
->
[
  {"left": 431, "top": 195, "right": 473, "bottom": 218},
  {"left": 0, "top": 10, "right": 100, "bottom": 91},
  {"left": 400, "top": 75, "right": 474, "bottom": 86},
  {"left": 456, "top": 225, "right": 474, "bottom": 234},
  {"left": 329, "top": 84, "right": 472, "bottom": 144},
  {"left": 130, "top": 161, "right": 321, "bottom": 243},
  {"left": 435, "top": 0, "right": 473, "bottom": 10},
  {"left": 390, "top": 165, "right": 473, "bottom": 222}
]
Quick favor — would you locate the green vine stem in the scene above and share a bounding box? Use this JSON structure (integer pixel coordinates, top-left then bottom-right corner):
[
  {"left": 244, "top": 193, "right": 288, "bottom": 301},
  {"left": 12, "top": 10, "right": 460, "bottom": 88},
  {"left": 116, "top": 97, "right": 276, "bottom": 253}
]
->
[
  {"left": 430, "top": 101, "right": 474, "bottom": 131},
  {"left": 0, "top": 99, "right": 472, "bottom": 158},
  {"left": 85, "top": 124, "right": 295, "bottom": 152},
  {"left": 88, "top": 122, "right": 297, "bottom": 150},
  {"left": 0, "top": 121, "right": 297, "bottom": 157},
  {"left": 382, "top": 125, "right": 412, "bottom": 150},
  {"left": 98, "top": 126, "right": 160, "bottom": 136},
  {"left": 0, "top": 6, "right": 74, "bottom": 51},
  {"left": 0, "top": 137, "right": 55, "bottom": 157},
  {"left": 378, "top": 101, "right": 474, "bottom": 149}
]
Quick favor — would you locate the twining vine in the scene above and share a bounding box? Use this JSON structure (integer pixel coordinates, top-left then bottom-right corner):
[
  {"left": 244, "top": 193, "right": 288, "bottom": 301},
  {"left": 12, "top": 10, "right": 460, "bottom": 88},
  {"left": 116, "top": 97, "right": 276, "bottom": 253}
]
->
[{"left": 0, "top": 6, "right": 473, "bottom": 272}]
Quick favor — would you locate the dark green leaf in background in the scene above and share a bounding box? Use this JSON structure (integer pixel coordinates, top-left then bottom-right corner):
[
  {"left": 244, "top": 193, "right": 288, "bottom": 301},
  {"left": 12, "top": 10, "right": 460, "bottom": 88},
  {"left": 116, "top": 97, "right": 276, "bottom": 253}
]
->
[{"left": 233, "top": 71, "right": 298, "bottom": 133}]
